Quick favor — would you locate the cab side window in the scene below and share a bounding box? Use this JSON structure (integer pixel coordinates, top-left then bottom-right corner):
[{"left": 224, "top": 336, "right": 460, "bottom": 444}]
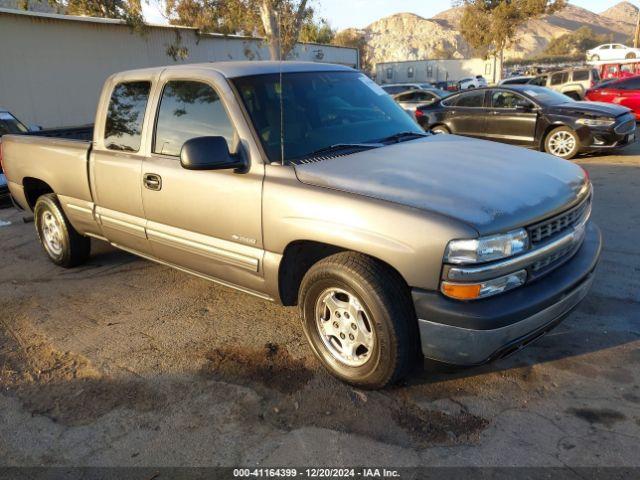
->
[
  {"left": 491, "top": 91, "right": 529, "bottom": 109},
  {"left": 153, "top": 80, "right": 235, "bottom": 157},
  {"left": 453, "top": 91, "right": 485, "bottom": 108},
  {"left": 104, "top": 81, "right": 151, "bottom": 152}
]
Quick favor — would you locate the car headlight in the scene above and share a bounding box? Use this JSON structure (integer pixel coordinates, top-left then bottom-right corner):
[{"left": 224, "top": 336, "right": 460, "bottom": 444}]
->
[
  {"left": 576, "top": 118, "right": 615, "bottom": 127},
  {"left": 444, "top": 228, "right": 529, "bottom": 265}
]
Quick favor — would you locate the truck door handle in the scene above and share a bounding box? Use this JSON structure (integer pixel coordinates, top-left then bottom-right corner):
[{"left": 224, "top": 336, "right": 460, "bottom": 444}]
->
[{"left": 143, "top": 173, "right": 162, "bottom": 191}]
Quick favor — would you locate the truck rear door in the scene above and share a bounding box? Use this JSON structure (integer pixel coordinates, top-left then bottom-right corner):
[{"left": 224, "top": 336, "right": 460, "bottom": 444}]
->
[
  {"left": 140, "top": 69, "right": 265, "bottom": 292},
  {"left": 90, "top": 79, "right": 154, "bottom": 255}
]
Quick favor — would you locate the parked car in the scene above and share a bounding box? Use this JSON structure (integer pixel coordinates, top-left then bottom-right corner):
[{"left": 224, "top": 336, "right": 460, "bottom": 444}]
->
[
  {"left": 499, "top": 75, "right": 534, "bottom": 85},
  {"left": 416, "top": 85, "right": 636, "bottom": 160},
  {"left": 0, "top": 109, "right": 31, "bottom": 207},
  {"left": 2, "top": 62, "right": 601, "bottom": 388},
  {"left": 380, "top": 82, "right": 433, "bottom": 95},
  {"left": 393, "top": 88, "right": 451, "bottom": 115},
  {"left": 587, "top": 43, "right": 640, "bottom": 62},
  {"left": 596, "top": 60, "right": 640, "bottom": 81},
  {"left": 528, "top": 67, "right": 601, "bottom": 100},
  {"left": 458, "top": 75, "right": 488, "bottom": 89},
  {"left": 585, "top": 76, "right": 640, "bottom": 120},
  {"left": 433, "top": 81, "right": 459, "bottom": 92}
]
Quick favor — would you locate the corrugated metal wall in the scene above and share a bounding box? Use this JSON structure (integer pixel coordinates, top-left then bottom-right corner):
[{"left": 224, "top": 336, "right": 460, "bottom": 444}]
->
[
  {"left": 374, "top": 58, "right": 502, "bottom": 85},
  {"left": 0, "top": 9, "right": 358, "bottom": 128}
]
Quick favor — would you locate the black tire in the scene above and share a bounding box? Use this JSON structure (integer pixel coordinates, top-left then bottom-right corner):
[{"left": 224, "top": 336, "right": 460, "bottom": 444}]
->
[
  {"left": 626, "top": 53, "right": 636, "bottom": 60},
  {"left": 544, "top": 126, "right": 580, "bottom": 160},
  {"left": 591, "top": 55, "right": 600, "bottom": 62},
  {"left": 298, "top": 252, "right": 419, "bottom": 389},
  {"left": 431, "top": 125, "right": 450, "bottom": 135},
  {"left": 565, "top": 91, "right": 582, "bottom": 101},
  {"left": 34, "top": 194, "right": 90, "bottom": 268}
]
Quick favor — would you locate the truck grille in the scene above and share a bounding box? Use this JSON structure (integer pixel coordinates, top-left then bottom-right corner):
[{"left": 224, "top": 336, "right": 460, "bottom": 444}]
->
[{"left": 528, "top": 196, "right": 590, "bottom": 245}]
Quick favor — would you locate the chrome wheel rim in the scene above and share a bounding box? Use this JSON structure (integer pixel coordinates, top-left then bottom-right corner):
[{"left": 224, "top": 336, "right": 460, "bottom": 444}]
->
[
  {"left": 548, "top": 131, "right": 576, "bottom": 157},
  {"left": 41, "top": 211, "right": 63, "bottom": 257},
  {"left": 315, "top": 288, "right": 375, "bottom": 367},
  {"left": 432, "top": 127, "right": 448, "bottom": 135}
]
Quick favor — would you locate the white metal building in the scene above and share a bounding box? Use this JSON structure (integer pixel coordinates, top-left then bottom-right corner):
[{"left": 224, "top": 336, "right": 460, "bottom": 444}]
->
[
  {"left": 375, "top": 58, "right": 502, "bottom": 85},
  {"left": 0, "top": 8, "right": 359, "bottom": 128}
]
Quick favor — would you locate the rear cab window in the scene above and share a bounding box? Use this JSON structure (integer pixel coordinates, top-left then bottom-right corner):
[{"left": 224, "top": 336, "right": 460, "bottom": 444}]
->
[
  {"left": 104, "top": 81, "right": 151, "bottom": 152},
  {"left": 153, "top": 80, "right": 235, "bottom": 157}
]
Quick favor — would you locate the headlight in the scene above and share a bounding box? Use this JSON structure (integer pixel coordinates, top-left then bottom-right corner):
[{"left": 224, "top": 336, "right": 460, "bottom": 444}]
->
[
  {"left": 576, "top": 118, "right": 615, "bottom": 127},
  {"left": 444, "top": 228, "right": 529, "bottom": 264}
]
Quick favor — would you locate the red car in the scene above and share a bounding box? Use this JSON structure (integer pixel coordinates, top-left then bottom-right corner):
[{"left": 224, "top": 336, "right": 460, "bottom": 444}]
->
[
  {"left": 586, "top": 76, "right": 640, "bottom": 120},
  {"left": 598, "top": 62, "right": 640, "bottom": 81}
]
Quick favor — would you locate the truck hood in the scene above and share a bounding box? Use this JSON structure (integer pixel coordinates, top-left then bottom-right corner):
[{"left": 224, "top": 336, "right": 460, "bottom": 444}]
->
[{"left": 294, "top": 135, "right": 589, "bottom": 235}]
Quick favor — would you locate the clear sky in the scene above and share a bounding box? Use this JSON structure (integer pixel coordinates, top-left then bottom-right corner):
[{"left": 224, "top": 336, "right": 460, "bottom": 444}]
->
[{"left": 142, "top": 0, "right": 639, "bottom": 30}]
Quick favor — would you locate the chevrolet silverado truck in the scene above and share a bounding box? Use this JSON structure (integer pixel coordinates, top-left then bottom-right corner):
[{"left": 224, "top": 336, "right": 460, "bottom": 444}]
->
[{"left": 1, "top": 62, "right": 602, "bottom": 388}]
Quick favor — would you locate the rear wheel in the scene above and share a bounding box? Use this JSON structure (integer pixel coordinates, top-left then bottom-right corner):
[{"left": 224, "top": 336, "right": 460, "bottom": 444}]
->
[
  {"left": 626, "top": 53, "right": 636, "bottom": 60},
  {"left": 544, "top": 126, "right": 580, "bottom": 160},
  {"left": 431, "top": 125, "right": 450, "bottom": 135},
  {"left": 34, "top": 194, "right": 90, "bottom": 267},
  {"left": 298, "top": 252, "right": 418, "bottom": 389}
]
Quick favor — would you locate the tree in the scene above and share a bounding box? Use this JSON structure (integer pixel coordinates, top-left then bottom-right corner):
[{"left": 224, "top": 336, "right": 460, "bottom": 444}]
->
[
  {"left": 543, "top": 26, "right": 608, "bottom": 57},
  {"left": 456, "top": 0, "right": 566, "bottom": 61},
  {"left": 332, "top": 29, "right": 370, "bottom": 71},
  {"left": 163, "top": 0, "right": 317, "bottom": 60},
  {"left": 20, "top": 0, "right": 144, "bottom": 27},
  {"left": 299, "top": 18, "right": 334, "bottom": 44}
]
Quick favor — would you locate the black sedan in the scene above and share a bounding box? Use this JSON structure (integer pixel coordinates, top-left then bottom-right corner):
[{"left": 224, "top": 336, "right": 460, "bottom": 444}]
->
[{"left": 415, "top": 85, "right": 636, "bottom": 159}]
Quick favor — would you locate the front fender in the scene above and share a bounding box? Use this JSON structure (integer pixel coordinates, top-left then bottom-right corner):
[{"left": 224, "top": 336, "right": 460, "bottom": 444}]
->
[{"left": 262, "top": 165, "right": 477, "bottom": 291}]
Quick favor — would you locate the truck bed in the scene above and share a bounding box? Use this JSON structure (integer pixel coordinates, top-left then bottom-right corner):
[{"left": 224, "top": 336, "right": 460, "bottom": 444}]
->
[{"left": 2, "top": 134, "right": 93, "bottom": 210}]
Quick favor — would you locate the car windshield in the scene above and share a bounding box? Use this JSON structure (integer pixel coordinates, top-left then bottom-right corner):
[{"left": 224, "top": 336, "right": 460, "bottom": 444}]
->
[
  {"left": 518, "top": 87, "right": 574, "bottom": 105},
  {"left": 233, "top": 71, "right": 423, "bottom": 164},
  {"left": 0, "top": 111, "right": 29, "bottom": 135}
]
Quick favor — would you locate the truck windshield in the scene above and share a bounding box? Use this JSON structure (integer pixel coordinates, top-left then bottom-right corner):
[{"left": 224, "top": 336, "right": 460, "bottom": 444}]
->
[
  {"left": 233, "top": 71, "right": 423, "bottom": 164},
  {"left": 0, "top": 111, "right": 29, "bottom": 135}
]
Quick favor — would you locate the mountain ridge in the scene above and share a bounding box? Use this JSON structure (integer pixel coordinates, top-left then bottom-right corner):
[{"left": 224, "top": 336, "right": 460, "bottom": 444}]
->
[{"left": 349, "top": 1, "right": 638, "bottom": 67}]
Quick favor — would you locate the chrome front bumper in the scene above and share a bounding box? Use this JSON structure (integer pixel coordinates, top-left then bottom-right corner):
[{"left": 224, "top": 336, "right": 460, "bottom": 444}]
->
[
  {"left": 414, "top": 223, "right": 601, "bottom": 366},
  {"left": 418, "top": 272, "right": 593, "bottom": 365}
]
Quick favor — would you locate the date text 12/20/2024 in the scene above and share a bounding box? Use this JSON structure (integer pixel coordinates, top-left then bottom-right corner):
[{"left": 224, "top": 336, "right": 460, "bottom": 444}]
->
[{"left": 233, "top": 468, "right": 401, "bottom": 478}]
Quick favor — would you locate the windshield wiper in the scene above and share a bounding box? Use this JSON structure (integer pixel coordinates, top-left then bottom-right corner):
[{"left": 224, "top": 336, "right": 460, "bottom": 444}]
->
[
  {"left": 294, "top": 143, "right": 382, "bottom": 162},
  {"left": 374, "top": 131, "right": 430, "bottom": 144}
]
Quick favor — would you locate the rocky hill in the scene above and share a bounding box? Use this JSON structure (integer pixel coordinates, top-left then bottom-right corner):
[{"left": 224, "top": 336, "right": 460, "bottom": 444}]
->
[{"left": 353, "top": 1, "right": 638, "bottom": 67}]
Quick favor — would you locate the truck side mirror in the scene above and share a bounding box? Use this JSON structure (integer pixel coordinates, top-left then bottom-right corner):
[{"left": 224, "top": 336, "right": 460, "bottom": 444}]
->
[{"left": 180, "top": 136, "right": 245, "bottom": 171}]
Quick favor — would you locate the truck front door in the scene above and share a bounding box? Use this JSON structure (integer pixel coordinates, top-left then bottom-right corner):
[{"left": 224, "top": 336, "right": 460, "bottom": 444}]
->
[{"left": 141, "top": 72, "right": 265, "bottom": 295}]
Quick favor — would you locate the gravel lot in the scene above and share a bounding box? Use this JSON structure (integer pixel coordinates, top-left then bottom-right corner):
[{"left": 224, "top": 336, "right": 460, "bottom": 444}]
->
[{"left": 1, "top": 143, "right": 639, "bottom": 468}]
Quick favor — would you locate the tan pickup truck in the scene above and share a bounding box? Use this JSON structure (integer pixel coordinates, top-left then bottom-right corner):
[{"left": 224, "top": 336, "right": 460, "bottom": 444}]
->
[{"left": 1, "top": 62, "right": 601, "bottom": 388}]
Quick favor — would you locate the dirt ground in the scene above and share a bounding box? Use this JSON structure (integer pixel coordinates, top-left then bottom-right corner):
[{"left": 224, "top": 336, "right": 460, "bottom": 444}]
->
[{"left": 0, "top": 143, "right": 639, "bottom": 468}]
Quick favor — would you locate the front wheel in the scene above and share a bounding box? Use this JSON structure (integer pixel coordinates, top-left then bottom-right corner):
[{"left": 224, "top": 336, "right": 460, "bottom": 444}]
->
[
  {"left": 591, "top": 55, "right": 600, "bottom": 62},
  {"left": 626, "top": 53, "right": 636, "bottom": 60},
  {"left": 544, "top": 126, "right": 580, "bottom": 160},
  {"left": 34, "top": 194, "right": 91, "bottom": 267},
  {"left": 298, "top": 252, "right": 418, "bottom": 389}
]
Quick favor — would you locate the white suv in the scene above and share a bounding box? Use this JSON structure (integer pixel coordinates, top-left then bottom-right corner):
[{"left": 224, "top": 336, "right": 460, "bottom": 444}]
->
[
  {"left": 587, "top": 44, "right": 640, "bottom": 62},
  {"left": 458, "top": 75, "right": 488, "bottom": 89}
]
